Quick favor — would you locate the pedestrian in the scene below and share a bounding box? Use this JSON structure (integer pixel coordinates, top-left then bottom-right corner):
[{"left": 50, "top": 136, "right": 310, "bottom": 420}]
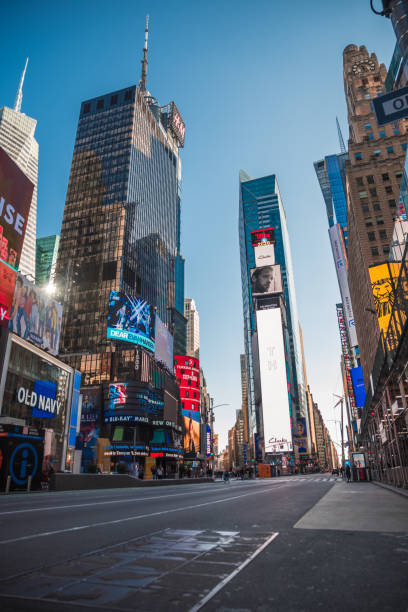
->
[
  {"left": 151, "top": 466, "right": 157, "bottom": 480},
  {"left": 223, "top": 470, "right": 230, "bottom": 483},
  {"left": 345, "top": 464, "right": 351, "bottom": 483}
]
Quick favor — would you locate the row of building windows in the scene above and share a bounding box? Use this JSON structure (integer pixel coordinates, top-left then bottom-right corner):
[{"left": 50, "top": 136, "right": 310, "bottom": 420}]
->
[
  {"left": 371, "top": 245, "right": 389, "bottom": 256},
  {"left": 361, "top": 199, "right": 396, "bottom": 213},
  {"left": 355, "top": 143, "right": 407, "bottom": 160},
  {"left": 356, "top": 172, "right": 401, "bottom": 186},
  {"left": 367, "top": 228, "right": 387, "bottom": 240}
]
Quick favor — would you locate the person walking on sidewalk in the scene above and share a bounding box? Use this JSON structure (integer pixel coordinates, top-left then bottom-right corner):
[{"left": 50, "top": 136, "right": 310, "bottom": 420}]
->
[{"left": 345, "top": 464, "right": 351, "bottom": 483}]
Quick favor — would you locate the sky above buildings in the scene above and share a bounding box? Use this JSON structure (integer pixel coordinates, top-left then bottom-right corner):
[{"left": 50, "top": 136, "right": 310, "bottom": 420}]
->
[{"left": 0, "top": 0, "right": 398, "bottom": 450}]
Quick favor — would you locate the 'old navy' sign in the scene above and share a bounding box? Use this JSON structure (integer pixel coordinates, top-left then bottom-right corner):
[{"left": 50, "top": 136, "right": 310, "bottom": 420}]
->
[
  {"left": 17, "top": 382, "right": 61, "bottom": 418},
  {"left": 373, "top": 85, "right": 408, "bottom": 125}
]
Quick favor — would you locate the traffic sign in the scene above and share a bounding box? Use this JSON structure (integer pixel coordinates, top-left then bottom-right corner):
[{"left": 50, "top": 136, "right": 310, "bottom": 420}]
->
[{"left": 373, "top": 85, "right": 408, "bottom": 126}]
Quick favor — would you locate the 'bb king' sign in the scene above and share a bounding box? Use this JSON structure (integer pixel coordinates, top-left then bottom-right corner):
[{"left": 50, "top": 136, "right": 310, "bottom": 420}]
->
[{"left": 17, "top": 386, "right": 61, "bottom": 418}]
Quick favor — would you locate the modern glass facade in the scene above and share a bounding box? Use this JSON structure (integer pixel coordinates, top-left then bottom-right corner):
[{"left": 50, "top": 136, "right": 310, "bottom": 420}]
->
[
  {"left": 239, "top": 171, "right": 307, "bottom": 442},
  {"left": 314, "top": 153, "right": 348, "bottom": 243},
  {"left": 36, "top": 234, "right": 60, "bottom": 287}
]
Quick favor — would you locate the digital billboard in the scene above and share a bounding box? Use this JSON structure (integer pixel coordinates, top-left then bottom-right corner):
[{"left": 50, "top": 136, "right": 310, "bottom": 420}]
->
[
  {"left": 369, "top": 263, "right": 401, "bottom": 336},
  {"left": 329, "top": 224, "right": 358, "bottom": 347},
  {"left": 350, "top": 366, "right": 366, "bottom": 408},
  {"left": 107, "top": 291, "right": 155, "bottom": 352},
  {"left": 174, "top": 355, "right": 200, "bottom": 454},
  {"left": 251, "top": 227, "right": 275, "bottom": 246},
  {"left": 79, "top": 387, "right": 102, "bottom": 471},
  {"left": 183, "top": 411, "right": 200, "bottom": 454},
  {"left": 251, "top": 264, "right": 283, "bottom": 297},
  {"left": 9, "top": 274, "right": 63, "bottom": 355},
  {"left": 154, "top": 315, "right": 174, "bottom": 372},
  {"left": 254, "top": 243, "right": 275, "bottom": 267},
  {"left": 295, "top": 419, "right": 308, "bottom": 454},
  {"left": 103, "top": 381, "right": 164, "bottom": 424},
  {"left": 256, "top": 308, "right": 292, "bottom": 444}
]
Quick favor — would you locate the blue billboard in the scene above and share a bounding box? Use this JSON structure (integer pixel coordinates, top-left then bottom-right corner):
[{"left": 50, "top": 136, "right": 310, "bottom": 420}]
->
[
  {"left": 107, "top": 291, "right": 155, "bottom": 352},
  {"left": 351, "top": 366, "right": 366, "bottom": 408}
]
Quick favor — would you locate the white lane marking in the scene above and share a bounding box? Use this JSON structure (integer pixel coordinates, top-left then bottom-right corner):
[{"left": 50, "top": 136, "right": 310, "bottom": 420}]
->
[
  {"left": 0, "top": 482, "right": 261, "bottom": 517},
  {"left": 189, "top": 532, "right": 279, "bottom": 612},
  {"left": 0, "top": 486, "right": 283, "bottom": 544}
]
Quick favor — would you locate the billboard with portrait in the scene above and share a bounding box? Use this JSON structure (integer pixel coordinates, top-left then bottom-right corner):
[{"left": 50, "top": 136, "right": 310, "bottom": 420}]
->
[
  {"left": 79, "top": 386, "right": 102, "bottom": 471},
  {"left": 154, "top": 315, "right": 174, "bottom": 372},
  {"left": 251, "top": 264, "right": 283, "bottom": 297},
  {"left": 103, "top": 381, "right": 164, "bottom": 424},
  {"left": 369, "top": 263, "right": 401, "bottom": 336},
  {"left": 107, "top": 291, "right": 155, "bottom": 352},
  {"left": 9, "top": 274, "right": 63, "bottom": 355},
  {"left": 295, "top": 419, "right": 308, "bottom": 454}
]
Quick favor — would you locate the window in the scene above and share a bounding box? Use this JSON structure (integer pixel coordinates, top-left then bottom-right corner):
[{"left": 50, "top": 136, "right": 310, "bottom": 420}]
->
[
  {"left": 394, "top": 128, "right": 401, "bottom": 135},
  {"left": 373, "top": 202, "right": 381, "bottom": 211},
  {"left": 110, "top": 95, "right": 118, "bottom": 106},
  {"left": 376, "top": 216, "right": 384, "bottom": 225},
  {"left": 364, "top": 123, "right": 372, "bottom": 130},
  {"left": 368, "top": 133, "right": 374, "bottom": 140},
  {"left": 365, "top": 218, "right": 373, "bottom": 227},
  {"left": 396, "top": 171, "right": 403, "bottom": 179},
  {"left": 356, "top": 177, "right": 364, "bottom": 187},
  {"left": 367, "top": 175, "right": 375, "bottom": 184},
  {"left": 355, "top": 153, "right": 362, "bottom": 160},
  {"left": 383, "top": 246, "right": 390, "bottom": 254},
  {"left": 102, "top": 261, "right": 116, "bottom": 281},
  {"left": 389, "top": 199, "right": 396, "bottom": 208},
  {"left": 379, "top": 130, "right": 386, "bottom": 138},
  {"left": 188, "top": 380, "right": 191, "bottom": 386},
  {"left": 96, "top": 98, "right": 104, "bottom": 109},
  {"left": 371, "top": 246, "right": 379, "bottom": 256},
  {"left": 364, "top": 93, "right": 371, "bottom": 99},
  {"left": 402, "top": 143, "right": 408, "bottom": 151},
  {"left": 185, "top": 391, "right": 189, "bottom": 398},
  {"left": 359, "top": 191, "right": 367, "bottom": 198},
  {"left": 385, "top": 185, "right": 393, "bottom": 194},
  {"left": 379, "top": 229, "right": 387, "bottom": 240},
  {"left": 387, "top": 146, "right": 394, "bottom": 155},
  {"left": 362, "top": 204, "right": 370, "bottom": 213},
  {"left": 125, "top": 89, "right": 132, "bottom": 100},
  {"left": 369, "top": 188, "right": 377, "bottom": 197},
  {"left": 382, "top": 173, "right": 389, "bottom": 181},
  {"left": 368, "top": 232, "right": 376, "bottom": 241},
  {"left": 373, "top": 149, "right": 381, "bottom": 157},
  {"left": 83, "top": 102, "right": 91, "bottom": 113},
  {"left": 374, "top": 76, "right": 380, "bottom": 82}
]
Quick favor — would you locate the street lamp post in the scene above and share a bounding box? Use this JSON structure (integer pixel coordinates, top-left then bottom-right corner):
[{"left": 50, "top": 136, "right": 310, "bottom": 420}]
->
[{"left": 333, "top": 394, "right": 345, "bottom": 467}]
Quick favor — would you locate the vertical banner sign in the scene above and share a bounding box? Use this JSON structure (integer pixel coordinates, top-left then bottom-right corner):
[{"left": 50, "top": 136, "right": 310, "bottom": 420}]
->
[{"left": 336, "top": 304, "right": 358, "bottom": 419}]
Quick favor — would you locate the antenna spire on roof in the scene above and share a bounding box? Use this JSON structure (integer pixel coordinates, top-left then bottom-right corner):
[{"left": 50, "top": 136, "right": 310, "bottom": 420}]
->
[
  {"left": 14, "top": 57, "right": 29, "bottom": 113},
  {"left": 336, "top": 116, "right": 346, "bottom": 154},
  {"left": 140, "top": 15, "right": 149, "bottom": 92}
]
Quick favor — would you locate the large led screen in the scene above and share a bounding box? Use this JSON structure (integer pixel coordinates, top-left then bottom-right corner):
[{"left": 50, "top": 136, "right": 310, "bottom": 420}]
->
[
  {"left": 103, "top": 381, "right": 164, "bottom": 424},
  {"left": 107, "top": 291, "right": 155, "bottom": 352},
  {"left": 154, "top": 315, "right": 174, "bottom": 372},
  {"left": 256, "top": 308, "right": 292, "bottom": 444},
  {"left": 251, "top": 264, "right": 283, "bottom": 297},
  {"left": 369, "top": 263, "right": 401, "bottom": 337},
  {"left": 251, "top": 227, "right": 275, "bottom": 246},
  {"left": 183, "top": 410, "right": 200, "bottom": 454},
  {"left": 9, "top": 274, "right": 63, "bottom": 355}
]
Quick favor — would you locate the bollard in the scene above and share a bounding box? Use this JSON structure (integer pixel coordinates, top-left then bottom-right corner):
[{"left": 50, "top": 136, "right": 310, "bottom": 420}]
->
[
  {"left": 5, "top": 475, "right": 11, "bottom": 494},
  {"left": 27, "top": 476, "right": 32, "bottom": 492}
]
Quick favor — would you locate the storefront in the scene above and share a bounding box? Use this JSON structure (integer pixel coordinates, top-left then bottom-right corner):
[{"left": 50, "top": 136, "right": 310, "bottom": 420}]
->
[{"left": 0, "top": 331, "right": 79, "bottom": 489}]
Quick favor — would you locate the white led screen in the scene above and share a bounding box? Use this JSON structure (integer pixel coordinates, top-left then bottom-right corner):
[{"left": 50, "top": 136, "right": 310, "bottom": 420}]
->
[{"left": 256, "top": 308, "right": 292, "bottom": 444}]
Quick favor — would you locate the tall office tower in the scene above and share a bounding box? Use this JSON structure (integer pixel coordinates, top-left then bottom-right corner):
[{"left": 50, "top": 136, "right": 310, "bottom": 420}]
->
[
  {"left": 239, "top": 353, "right": 250, "bottom": 452},
  {"left": 0, "top": 59, "right": 38, "bottom": 279},
  {"left": 56, "top": 25, "right": 186, "bottom": 378},
  {"left": 184, "top": 298, "right": 199, "bottom": 359},
  {"left": 343, "top": 44, "right": 408, "bottom": 386},
  {"left": 239, "top": 171, "right": 307, "bottom": 452},
  {"left": 36, "top": 234, "right": 60, "bottom": 287}
]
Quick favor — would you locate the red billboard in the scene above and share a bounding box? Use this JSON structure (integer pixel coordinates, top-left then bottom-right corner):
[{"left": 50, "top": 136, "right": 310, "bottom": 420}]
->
[
  {"left": 0, "top": 147, "right": 34, "bottom": 326},
  {"left": 174, "top": 355, "right": 200, "bottom": 454},
  {"left": 251, "top": 227, "right": 275, "bottom": 247}
]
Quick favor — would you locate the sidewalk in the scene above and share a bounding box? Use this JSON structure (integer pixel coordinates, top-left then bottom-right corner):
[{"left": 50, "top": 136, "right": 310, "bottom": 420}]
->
[{"left": 294, "top": 480, "right": 408, "bottom": 532}]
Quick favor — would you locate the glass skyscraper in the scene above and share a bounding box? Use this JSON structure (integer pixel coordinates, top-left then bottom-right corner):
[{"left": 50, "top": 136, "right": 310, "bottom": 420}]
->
[
  {"left": 239, "top": 171, "right": 306, "bottom": 443},
  {"left": 36, "top": 234, "right": 60, "bottom": 287},
  {"left": 314, "top": 153, "right": 348, "bottom": 243}
]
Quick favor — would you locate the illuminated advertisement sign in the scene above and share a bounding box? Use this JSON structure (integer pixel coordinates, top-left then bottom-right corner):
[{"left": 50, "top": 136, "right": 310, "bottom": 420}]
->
[
  {"left": 206, "top": 425, "right": 211, "bottom": 457},
  {"left": 103, "top": 381, "right": 164, "bottom": 424},
  {"left": 256, "top": 308, "right": 292, "bottom": 443},
  {"left": 169, "top": 102, "right": 185, "bottom": 148},
  {"left": 107, "top": 291, "right": 155, "bottom": 352},
  {"left": 350, "top": 366, "right": 366, "bottom": 408},
  {"left": 251, "top": 264, "right": 283, "bottom": 297},
  {"left": 9, "top": 274, "right": 63, "bottom": 355},
  {"left": 329, "top": 224, "right": 358, "bottom": 347},
  {"left": 254, "top": 243, "right": 275, "bottom": 267},
  {"left": 174, "top": 355, "right": 200, "bottom": 453},
  {"left": 295, "top": 419, "right": 308, "bottom": 454},
  {"left": 0, "top": 261, "right": 17, "bottom": 327},
  {"left": 251, "top": 227, "right": 275, "bottom": 246},
  {"left": 336, "top": 304, "right": 357, "bottom": 419},
  {"left": 16, "top": 380, "right": 60, "bottom": 419},
  {"left": 154, "top": 315, "right": 174, "bottom": 372},
  {"left": 368, "top": 263, "right": 401, "bottom": 336}
]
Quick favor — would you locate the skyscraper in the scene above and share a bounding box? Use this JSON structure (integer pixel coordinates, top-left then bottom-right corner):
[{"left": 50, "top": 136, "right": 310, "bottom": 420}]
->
[
  {"left": 239, "top": 171, "right": 307, "bottom": 452},
  {"left": 36, "top": 234, "right": 60, "bottom": 287},
  {"left": 0, "top": 59, "right": 38, "bottom": 279},
  {"left": 184, "top": 298, "right": 199, "bottom": 359},
  {"left": 56, "top": 22, "right": 186, "bottom": 372}
]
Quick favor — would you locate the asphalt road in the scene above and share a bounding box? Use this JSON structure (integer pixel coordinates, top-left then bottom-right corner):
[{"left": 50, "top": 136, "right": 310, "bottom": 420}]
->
[{"left": 0, "top": 475, "right": 407, "bottom": 612}]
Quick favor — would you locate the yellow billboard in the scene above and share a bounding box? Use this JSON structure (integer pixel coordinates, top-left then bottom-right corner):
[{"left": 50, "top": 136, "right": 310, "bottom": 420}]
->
[{"left": 369, "top": 263, "right": 401, "bottom": 336}]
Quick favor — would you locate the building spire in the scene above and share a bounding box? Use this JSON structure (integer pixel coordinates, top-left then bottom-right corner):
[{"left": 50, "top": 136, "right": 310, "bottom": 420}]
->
[
  {"left": 336, "top": 116, "right": 346, "bottom": 154},
  {"left": 14, "top": 57, "right": 29, "bottom": 114},
  {"left": 140, "top": 15, "right": 149, "bottom": 92}
]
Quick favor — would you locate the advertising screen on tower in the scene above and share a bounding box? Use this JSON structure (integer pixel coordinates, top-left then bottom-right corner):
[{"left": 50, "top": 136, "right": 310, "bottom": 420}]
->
[
  {"left": 174, "top": 355, "right": 200, "bottom": 454},
  {"left": 256, "top": 308, "right": 292, "bottom": 444},
  {"left": 9, "top": 274, "right": 63, "bottom": 355},
  {"left": 251, "top": 227, "right": 275, "bottom": 246},
  {"left": 368, "top": 263, "right": 401, "bottom": 336},
  {"left": 251, "top": 264, "right": 283, "bottom": 297},
  {"left": 107, "top": 291, "right": 155, "bottom": 352}
]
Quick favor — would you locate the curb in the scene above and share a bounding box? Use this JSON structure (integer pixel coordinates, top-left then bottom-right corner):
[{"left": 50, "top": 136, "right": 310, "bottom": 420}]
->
[{"left": 371, "top": 480, "right": 408, "bottom": 499}]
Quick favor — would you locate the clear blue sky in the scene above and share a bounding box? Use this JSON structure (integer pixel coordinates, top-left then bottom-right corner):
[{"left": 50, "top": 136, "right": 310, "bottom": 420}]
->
[{"left": 0, "top": 0, "right": 398, "bottom": 449}]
